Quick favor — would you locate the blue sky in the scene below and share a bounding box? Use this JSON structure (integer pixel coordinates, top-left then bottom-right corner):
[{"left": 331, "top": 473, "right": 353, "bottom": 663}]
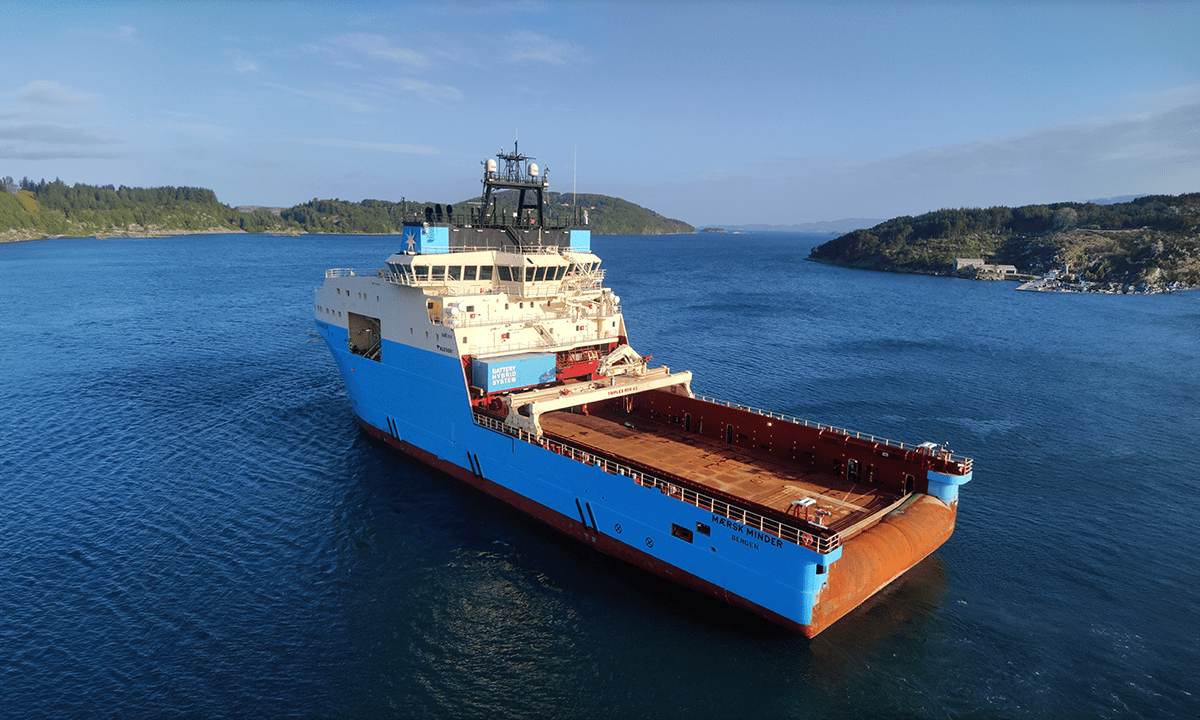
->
[{"left": 2, "top": 1, "right": 1197, "bottom": 226}]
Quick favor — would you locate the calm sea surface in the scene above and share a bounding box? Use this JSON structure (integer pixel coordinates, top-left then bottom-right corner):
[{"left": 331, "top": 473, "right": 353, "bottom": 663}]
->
[{"left": 1, "top": 232, "right": 1197, "bottom": 719}]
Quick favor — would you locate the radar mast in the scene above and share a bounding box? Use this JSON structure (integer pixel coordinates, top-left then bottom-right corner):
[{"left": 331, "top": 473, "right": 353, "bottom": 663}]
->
[{"left": 481, "top": 141, "right": 549, "bottom": 227}]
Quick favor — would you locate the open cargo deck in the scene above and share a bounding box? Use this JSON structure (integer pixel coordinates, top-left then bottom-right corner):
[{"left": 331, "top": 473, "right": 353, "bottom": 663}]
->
[{"left": 539, "top": 403, "right": 906, "bottom": 541}]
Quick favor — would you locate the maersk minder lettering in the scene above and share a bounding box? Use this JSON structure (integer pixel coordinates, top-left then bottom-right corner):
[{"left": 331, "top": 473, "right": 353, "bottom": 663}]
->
[{"left": 712, "top": 514, "right": 784, "bottom": 549}]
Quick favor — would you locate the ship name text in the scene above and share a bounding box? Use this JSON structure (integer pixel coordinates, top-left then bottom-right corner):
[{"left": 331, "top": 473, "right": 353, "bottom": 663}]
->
[{"left": 711, "top": 514, "right": 784, "bottom": 549}]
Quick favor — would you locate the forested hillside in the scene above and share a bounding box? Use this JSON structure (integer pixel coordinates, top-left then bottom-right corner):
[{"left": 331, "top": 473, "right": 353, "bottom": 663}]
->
[
  {"left": 0, "top": 175, "right": 692, "bottom": 241},
  {"left": 472, "top": 190, "right": 694, "bottom": 235},
  {"left": 808, "top": 194, "right": 1200, "bottom": 288},
  {"left": 0, "top": 178, "right": 289, "bottom": 240}
]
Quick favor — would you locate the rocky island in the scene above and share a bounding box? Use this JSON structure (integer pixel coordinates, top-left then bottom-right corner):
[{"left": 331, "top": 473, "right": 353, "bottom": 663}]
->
[{"left": 808, "top": 194, "right": 1200, "bottom": 293}]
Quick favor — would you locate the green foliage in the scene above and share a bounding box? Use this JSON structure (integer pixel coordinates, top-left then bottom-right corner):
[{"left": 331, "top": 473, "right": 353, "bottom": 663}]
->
[
  {"left": 469, "top": 190, "right": 693, "bottom": 235},
  {"left": 280, "top": 198, "right": 418, "bottom": 234},
  {"left": 0, "top": 178, "right": 303, "bottom": 240},
  {"left": 809, "top": 194, "right": 1200, "bottom": 286},
  {"left": 280, "top": 190, "right": 693, "bottom": 236},
  {"left": 0, "top": 176, "right": 692, "bottom": 241}
]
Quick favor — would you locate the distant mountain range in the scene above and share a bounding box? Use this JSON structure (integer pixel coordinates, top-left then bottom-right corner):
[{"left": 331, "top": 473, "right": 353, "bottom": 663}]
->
[
  {"left": 704, "top": 219, "right": 886, "bottom": 234},
  {"left": 1085, "top": 194, "right": 1145, "bottom": 205},
  {"left": 0, "top": 178, "right": 693, "bottom": 241}
]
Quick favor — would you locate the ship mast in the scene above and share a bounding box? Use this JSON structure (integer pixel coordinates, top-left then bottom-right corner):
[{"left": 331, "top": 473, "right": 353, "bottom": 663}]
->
[{"left": 481, "top": 141, "right": 549, "bottom": 228}]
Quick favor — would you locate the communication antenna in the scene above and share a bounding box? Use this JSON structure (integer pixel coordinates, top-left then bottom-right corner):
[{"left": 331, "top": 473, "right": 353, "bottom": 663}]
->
[{"left": 573, "top": 143, "right": 577, "bottom": 224}]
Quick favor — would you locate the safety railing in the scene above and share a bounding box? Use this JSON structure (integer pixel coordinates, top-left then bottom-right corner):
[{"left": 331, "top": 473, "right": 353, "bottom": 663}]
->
[
  {"left": 694, "top": 394, "right": 974, "bottom": 472},
  {"left": 447, "top": 305, "right": 620, "bottom": 329},
  {"left": 472, "top": 411, "right": 840, "bottom": 553},
  {"left": 325, "top": 268, "right": 382, "bottom": 278},
  {"left": 468, "top": 333, "right": 622, "bottom": 358},
  {"left": 406, "top": 243, "right": 575, "bottom": 256},
  {"left": 380, "top": 269, "right": 606, "bottom": 290}
]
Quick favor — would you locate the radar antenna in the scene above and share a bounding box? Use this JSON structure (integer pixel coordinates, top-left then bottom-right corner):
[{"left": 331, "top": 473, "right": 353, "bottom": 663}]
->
[{"left": 481, "top": 141, "right": 549, "bottom": 228}]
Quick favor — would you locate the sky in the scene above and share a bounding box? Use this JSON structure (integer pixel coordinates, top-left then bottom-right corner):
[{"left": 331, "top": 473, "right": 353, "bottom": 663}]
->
[{"left": 2, "top": 1, "right": 1198, "bottom": 227}]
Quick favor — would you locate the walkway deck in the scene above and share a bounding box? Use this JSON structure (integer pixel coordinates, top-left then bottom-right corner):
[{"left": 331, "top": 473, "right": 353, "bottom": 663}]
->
[{"left": 539, "top": 407, "right": 901, "bottom": 533}]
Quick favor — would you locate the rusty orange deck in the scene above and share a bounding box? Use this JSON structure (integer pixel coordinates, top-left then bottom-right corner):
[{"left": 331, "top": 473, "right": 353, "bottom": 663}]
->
[{"left": 539, "top": 408, "right": 902, "bottom": 535}]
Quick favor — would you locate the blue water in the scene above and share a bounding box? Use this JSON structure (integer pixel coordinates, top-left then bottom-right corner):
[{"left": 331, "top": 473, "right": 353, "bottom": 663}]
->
[{"left": 1, "top": 232, "right": 1197, "bottom": 719}]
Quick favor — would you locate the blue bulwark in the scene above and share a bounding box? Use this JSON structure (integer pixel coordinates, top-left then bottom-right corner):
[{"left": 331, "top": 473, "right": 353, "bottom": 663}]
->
[{"left": 569, "top": 230, "right": 591, "bottom": 253}]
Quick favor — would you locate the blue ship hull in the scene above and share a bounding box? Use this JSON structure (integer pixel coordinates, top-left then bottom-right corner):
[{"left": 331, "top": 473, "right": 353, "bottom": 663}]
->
[
  {"left": 315, "top": 318, "right": 967, "bottom": 635},
  {"left": 314, "top": 144, "right": 971, "bottom": 636}
]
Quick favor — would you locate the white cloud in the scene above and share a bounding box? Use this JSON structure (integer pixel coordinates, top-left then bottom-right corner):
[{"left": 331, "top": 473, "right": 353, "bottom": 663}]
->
[
  {"left": 676, "top": 92, "right": 1200, "bottom": 224},
  {"left": 17, "top": 80, "right": 100, "bottom": 106},
  {"left": 163, "top": 122, "right": 237, "bottom": 141},
  {"left": 305, "top": 33, "right": 429, "bottom": 70},
  {"left": 227, "top": 50, "right": 259, "bottom": 73},
  {"left": 504, "top": 30, "right": 584, "bottom": 65},
  {"left": 299, "top": 137, "right": 439, "bottom": 155},
  {"left": 391, "top": 79, "right": 461, "bottom": 103},
  {"left": 259, "top": 81, "right": 379, "bottom": 113},
  {"left": 0, "top": 146, "right": 122, "bottom": 160},
  {"left": 0, "top": 123, "right": 114, "bottom": 144}
]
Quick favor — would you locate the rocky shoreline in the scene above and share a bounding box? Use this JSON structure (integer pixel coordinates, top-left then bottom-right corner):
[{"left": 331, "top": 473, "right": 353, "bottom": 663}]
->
[
  {"left": 1015, "top": 276, "right": 1192, "bottom": 294},
  {"left": 808, "top": 257, "right": 1196, "bottom": 294}
]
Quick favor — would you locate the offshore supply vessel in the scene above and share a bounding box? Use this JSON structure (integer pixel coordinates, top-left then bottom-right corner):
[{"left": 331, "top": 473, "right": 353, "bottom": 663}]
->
[{"left": 313, "top": 144, "right": 973, "bottom": 636}]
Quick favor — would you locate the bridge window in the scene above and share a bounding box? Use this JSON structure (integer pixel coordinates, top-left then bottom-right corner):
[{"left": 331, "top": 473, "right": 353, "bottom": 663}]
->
[
  {"left": 448, "top": 265, "right": 461, "bottom": 280},
  {"left": 525, "top": 267, "right": 536, "bottom": 282},
  {"left": 498, "top": 266, "right": 512, "bottom": 281},
  {"left": 414, "top": 265, "right": 429, "bottom": 281},
  {"left": 534, "top": 266, "right": 547, "bottom": 282},
  {"left": 463, "top": 266, "right": 477, "bottom": 281},
  {"left": 431, "top": 265, "right": 445, "bottom": 281},
  {"left": 479, "top": 266, "right": 494, "bottom": 280}
]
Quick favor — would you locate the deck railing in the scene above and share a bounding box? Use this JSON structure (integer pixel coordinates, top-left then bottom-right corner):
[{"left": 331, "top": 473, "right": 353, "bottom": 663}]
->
[
  {"left": 325, "top": 268, "right": 382, "bottom": 279},
  {"left": 694, "top": 394, "right": 974, "bottom": 472},
  {"left": 468, "top": 334, "right": 622, "bottom": 357},
  {"left": 472, "top": 412, "right": 840, "bottom": 553}
]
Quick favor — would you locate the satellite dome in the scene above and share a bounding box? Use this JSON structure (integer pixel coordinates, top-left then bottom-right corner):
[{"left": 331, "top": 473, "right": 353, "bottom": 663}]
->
[{"left": 527, "top": 162, "right": 539, "bottom": 177}]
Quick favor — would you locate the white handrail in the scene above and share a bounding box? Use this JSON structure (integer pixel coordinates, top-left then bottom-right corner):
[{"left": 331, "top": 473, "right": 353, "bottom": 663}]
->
[
  {"left": 472, "top": 411, "right": 840, "bottom": 553},
  {"left": 325, "top": 268, "right": 381, "bottom": 278}
]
